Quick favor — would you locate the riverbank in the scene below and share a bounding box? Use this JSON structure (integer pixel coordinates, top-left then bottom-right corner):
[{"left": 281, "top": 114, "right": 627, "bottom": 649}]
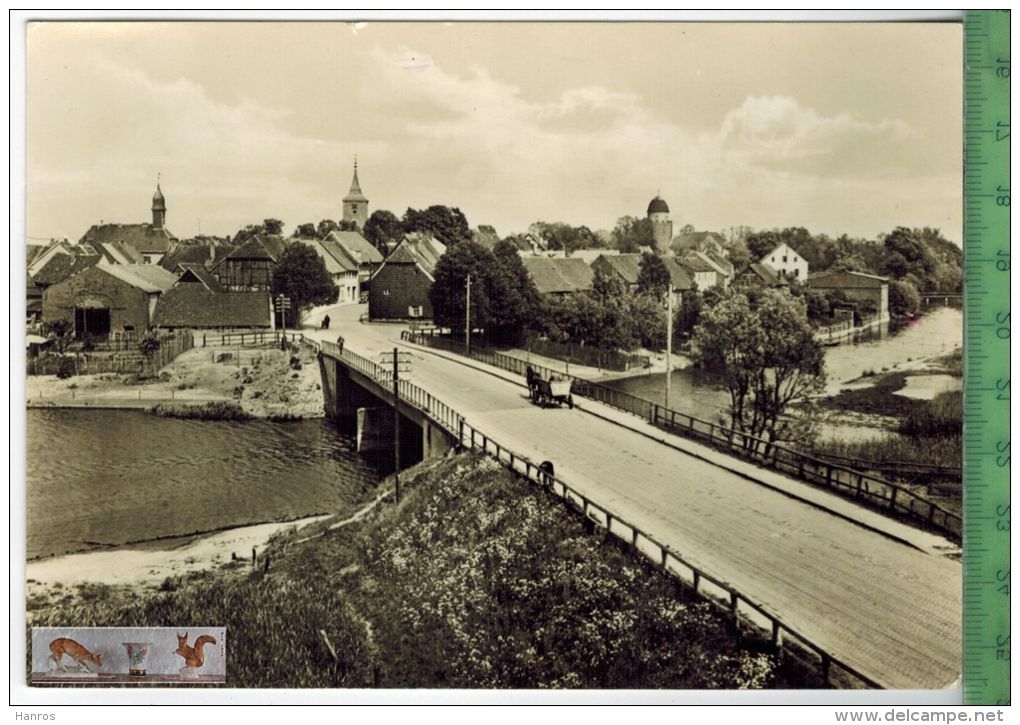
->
[
  {"left": 25, "top": 340, "right": 324, "bottom": 419},
  {"left": 26, "top": 453, "right": 815, "bottom": 689}
]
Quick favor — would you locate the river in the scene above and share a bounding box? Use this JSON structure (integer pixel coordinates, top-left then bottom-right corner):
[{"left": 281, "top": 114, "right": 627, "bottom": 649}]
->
[
  {"left": 605, "top": 307, "right": 963, "bottom": 431},
  {"left": 26, "top": 409, "right": 384, "bottom": 560}
]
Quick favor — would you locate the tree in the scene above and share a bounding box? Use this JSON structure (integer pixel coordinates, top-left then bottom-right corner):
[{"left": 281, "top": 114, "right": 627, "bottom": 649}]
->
[
  {"left": 889, "top": 279, "right": 922, "bottom": 317},
  {"left": 317, "top": 219, "right": 340, "bottom": 239},
  {"left": 232, "top": 218, "right": 285, "bottom": 245},
  {"left": 363, "top": 209, "right": 403, "bottom": 252},
  {"left": 630, "top": 293, "right": 667, "bottom": 351},
  {"left": 693, "top": 290, "right": 824, "bottom": 449},
  {"left": 403, "top": 205, "right": 471, "bottom": 246},
  {"left": 674, "top": 288, "right": 703, "bottom": 342},
  {"left": 586, "top": 269, "right": 638, "bottom": 350},
  {"left": 430, "top": 241, "right": 497, "bottom": 334},
  {"left": 636, "top": 252, "right": 671, "bottom": 299},
  {"left": 43, "top": 318, "right": 73, "bottom": 353},
  {"left": 271, "top": 242, "right": 338, "bottom": 326},
  {"left": 745, "top": 230, "right": 780, "bottom": 261},
  {"left": 294, "top": 223, "right": 317, "bottom": 238},
  {"left": 488, "top": 240, "right": 541, "bottom": 345},
  {"left": 803, "top": 289, "right": 831, "bottom": 325},
  {"left": 611, "top": 216, "right": 655, "bottom": 253}
]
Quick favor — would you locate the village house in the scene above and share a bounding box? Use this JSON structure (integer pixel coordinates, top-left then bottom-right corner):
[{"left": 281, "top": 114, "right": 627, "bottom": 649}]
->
[
  {"left": 521, "top": 256, "right": 594, "bottom": 297},
  {"left": 368, "top": 233, "right": 446, "bottom": 320},
  {"left": 591, "top": 253, "right": 693, "bottom": 306},
  {"left": 212, "top": 234, "right": 288, "bottom": 292},
  {"left": 671, "top": 226, "right": 728, "bottom": 258},
  {"left": 296, "top": 236, "right": 361, "bottom": 305},
  {"left": 153, "top": 266, "right": 273, "bottom": 330},
  {"left": 42, "top": 263, "right": 178, "bottom": 338},
  {"left": 761, "top": 242, "right": 809, "bottom": 281},
  {"left": 158, "top": 237, "right": 232, "bottom": 273},
  {"left": 79, "top": 181, "right": 177, "bottom": 264},
  {"left": 678, "top": 253, "right": 719, "bottom": 290},
  {"left": 323, "top": 230, "right": 384, "bottom": 296},
  {"left": 732, "top": 262, "right": 788, "bottom": 289},
  {"left": 807, "top": 270, "right": 890, "bottom": 321}
]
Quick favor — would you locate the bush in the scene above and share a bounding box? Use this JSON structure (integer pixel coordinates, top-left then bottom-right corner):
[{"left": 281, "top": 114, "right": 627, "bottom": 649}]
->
[
  {"left": 289, "top": 356, "right": 303, "bottom": 371},
  {"left": 150, "top": 402, "right": 250, "bottom": 421},
  {"left": 55, "top": 356, "right": 76, "bottom": 379}
]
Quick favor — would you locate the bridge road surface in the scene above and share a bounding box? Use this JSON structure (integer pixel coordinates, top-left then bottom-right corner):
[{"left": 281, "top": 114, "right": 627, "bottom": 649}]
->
[{"left": 308, "top": 306, "right": 962, "bottom": 690}]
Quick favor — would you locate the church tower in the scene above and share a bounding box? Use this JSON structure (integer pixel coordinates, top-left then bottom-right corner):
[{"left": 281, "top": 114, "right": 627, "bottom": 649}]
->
[
  {"left": 152, "top": 178, "right": 167, "bottom": 230},
  {"left": 647, "top": 194, "right": 673, "bottom": 255},
  {"left": 342, "top": 158, "right": 368, "bottom": 229}
]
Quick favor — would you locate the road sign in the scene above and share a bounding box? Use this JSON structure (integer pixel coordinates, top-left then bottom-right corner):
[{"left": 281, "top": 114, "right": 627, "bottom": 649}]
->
[{"left": 962, "top": 9, "right": 1010, "bottom": 707}]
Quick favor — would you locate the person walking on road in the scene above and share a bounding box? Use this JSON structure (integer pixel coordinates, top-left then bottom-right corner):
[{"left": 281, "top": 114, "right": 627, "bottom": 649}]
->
[{"left": 322, "top": 314, "right": 331, "bottom": 330}]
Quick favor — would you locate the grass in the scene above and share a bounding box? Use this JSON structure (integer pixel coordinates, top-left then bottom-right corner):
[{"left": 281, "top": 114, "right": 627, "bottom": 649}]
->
[
  {"left": 28, "top": 453, "right": 819, "bottom": 689},
  {"left": 149, "top": 401, "right": 251, "bottom": 421}
]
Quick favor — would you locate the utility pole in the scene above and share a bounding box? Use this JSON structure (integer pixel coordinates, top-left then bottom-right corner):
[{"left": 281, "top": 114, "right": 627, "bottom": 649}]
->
[
  {"left": 465, "top": 274, "right": 472, "bottom": 355},
  {"left": 392, "top": 347, "right": 401, "bottom": 504},
  {"left": 275, "top": 294, "right": 291, "bottom": 350},
  {"left": 665, "top": 283, "right": 673, "bottom": 411}
]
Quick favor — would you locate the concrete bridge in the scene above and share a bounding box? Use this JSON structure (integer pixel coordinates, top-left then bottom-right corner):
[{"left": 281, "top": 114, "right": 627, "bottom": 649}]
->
[{"left": 310, "top": 308, "right": 961, "bottom": 691}]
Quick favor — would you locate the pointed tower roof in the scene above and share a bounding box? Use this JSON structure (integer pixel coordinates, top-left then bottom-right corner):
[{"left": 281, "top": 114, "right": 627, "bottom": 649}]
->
[
  {"left": 152, "top": 178, "right": 166, "bottom": 211},
  {"left": 343, "top": 158, "right": 368, "bottom": 203}
]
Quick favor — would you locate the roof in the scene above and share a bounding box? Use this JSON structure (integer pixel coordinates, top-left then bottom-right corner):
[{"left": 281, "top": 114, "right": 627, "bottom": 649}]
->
[
  {"left": 225, "top": 234, "right": 287, "bottom": 262},
  {"left": 522, "top": 256, "right": 594, "bottom": 294},
  {"left": 299, "top": 238, "right": 359, "bottom": 275},
  {"left": 343, "top": 164, "right": 368, "bottom": 203},
  {"left": 379, "top": 233, "right": 447, "bottom": 276},
  {"left": 662, "top": 257, "right": 695, "bottom": 290},
  {"left": 593, "top": 253, "right": 643, "bottom": 285},
  {"left": 744, "top": 263, "right": 784, "bottom": 286},
  {"left": 808, "top": 270, "right": 889, "bottom": 289},
  {"left": 704, "top": 250, "right": 734, "bottom": 276},
  {"left": 26, "top": 244, "right": 48, "bottom": 267},
  {"left": 176, "top": 263, "right": 224, "bottom": 292},
  {"left": 90, "top": 241, "right": 143, "bottom": 265},
  {"left": 324, "top": 230, "right": 384, "bottom": 265},
  {"left": 671, "top": 230, "right": 727, "bottom": 254},
  {"left": 80, "top": 223, "right": 177, "bottom": 254},
  {"left": 647, "top": 196, "right": 670, "bottom": 215},
  {"left": 31, "top": 252, "right": 101, "bottom": 287},
  {"left": 679, "top": 254, "right": 718, "bottom": 274},
  {"left": 102, "top": 263, "right": 178, "bottom": 293},
  {"left": 152, "top": 183, "right": 166, "bottom": 210},
  {"left": 159, "top": 241, "right": 230, "bottom": 271},
  {"left": 154, "top": 288, "right": 271, "bottom": 328},
  {"left": 471, "top": 227, "right": 501, "bottom": 251}
]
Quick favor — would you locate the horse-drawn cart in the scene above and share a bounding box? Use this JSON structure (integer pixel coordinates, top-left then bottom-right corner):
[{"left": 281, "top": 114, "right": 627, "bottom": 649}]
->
[{"left": 527, "top": 367, "right": 574, "bottom": 409}]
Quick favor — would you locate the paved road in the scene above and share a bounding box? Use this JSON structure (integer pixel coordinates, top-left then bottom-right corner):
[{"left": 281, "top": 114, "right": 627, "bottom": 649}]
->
[{"left": 306, "top": 304, "right": 962, "bottom": 690}]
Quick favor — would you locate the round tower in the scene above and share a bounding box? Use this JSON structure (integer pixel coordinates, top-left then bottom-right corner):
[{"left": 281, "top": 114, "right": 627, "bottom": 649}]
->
[{"left": 647, "top": 194, "right": 673, "bottom": 255}]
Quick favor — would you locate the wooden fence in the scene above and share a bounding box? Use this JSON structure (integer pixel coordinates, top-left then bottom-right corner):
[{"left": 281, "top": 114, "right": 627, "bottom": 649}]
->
[
  {"left": 400, "top": 330, "right": 961, "bottom": 539},
  {"left": 317, "top": 341, "right": 884, "bottom": 689},
  {"left": 27, "top": 332, "right": 194, "bottom": 377}
]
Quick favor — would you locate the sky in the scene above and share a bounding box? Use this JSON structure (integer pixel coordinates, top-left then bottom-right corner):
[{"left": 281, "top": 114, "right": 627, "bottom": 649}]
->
[{"left": 25, "top": 21, "right": 963, "bottom": 244}]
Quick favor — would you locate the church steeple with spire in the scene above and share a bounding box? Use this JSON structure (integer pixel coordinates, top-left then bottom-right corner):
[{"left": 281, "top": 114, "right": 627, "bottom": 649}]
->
[
  {"left": 342, "top": 157, "right": 368, "bottom": 229},
  {"left": 151, "top": 174, "right": 167, "bottom": 230}
]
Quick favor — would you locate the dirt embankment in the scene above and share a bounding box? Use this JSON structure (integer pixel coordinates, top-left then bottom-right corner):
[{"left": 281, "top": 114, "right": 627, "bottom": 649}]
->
[{"left": 25, "top": 342, "right": 325, "bottom": 419}]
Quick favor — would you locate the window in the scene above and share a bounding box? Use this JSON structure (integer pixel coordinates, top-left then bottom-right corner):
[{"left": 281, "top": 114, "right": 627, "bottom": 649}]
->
[
  {"left": 409, "top": 305, "right": 423, "bottom": 318},
  {"left": 783, "top": 255, "right": 788, "bottom": 263},
  {"left": 794, "top": 268, "right": 800, "bottom": 278},
  {"left": 383, "top": 289, "right": 390, "bottom": 296}
]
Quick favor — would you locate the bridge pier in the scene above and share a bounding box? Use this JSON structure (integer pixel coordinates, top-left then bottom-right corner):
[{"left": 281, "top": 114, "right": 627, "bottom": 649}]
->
[{"left": 320, "top": 352, "right": 456, "bottom": 468}]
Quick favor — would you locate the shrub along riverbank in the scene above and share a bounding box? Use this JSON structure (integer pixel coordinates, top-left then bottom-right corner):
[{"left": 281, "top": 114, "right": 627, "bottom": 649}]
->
[{"left": 27, "top": 453, "right": 818, "bottom": 688}]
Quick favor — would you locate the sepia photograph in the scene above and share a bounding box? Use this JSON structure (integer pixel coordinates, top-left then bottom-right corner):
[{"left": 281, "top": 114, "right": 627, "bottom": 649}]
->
[{"left": 18, "top": 16, "right": 967, "bottom": 699}]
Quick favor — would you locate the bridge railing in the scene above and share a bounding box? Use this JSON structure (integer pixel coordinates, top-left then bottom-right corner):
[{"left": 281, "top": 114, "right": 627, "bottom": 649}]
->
[
  {"left": 400, "top": 330, "right": 961, "bottom": 539},
  {"left": 455, "top": 419, "right": 882, "bottom": 690},
  {"left": 319, "top": 340, "right": 883, "bottom": 688}
]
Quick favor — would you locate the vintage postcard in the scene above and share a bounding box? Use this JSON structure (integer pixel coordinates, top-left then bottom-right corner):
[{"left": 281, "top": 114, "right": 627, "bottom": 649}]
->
[{"left": 16, "top": 15, "right": 973, "bottom": 707}]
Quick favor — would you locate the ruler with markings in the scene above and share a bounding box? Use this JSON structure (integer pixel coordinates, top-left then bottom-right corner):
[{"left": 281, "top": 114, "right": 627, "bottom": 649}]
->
[{"left": 963, "top": 9, "right": 1011, "bottom": 707}]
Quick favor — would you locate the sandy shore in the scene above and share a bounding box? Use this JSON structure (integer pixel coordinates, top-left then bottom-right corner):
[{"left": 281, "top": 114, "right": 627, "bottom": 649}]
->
[
  {"left": 26, "top": 514, "right": 329, "bottom": 590},
  {"left": 25, "top": 339, "right": 324, "bottom": 418}
]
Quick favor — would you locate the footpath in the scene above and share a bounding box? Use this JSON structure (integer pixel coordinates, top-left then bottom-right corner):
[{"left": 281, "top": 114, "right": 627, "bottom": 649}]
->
[{"left": 395, "top": 338, "right": 958, "bottom": 559}]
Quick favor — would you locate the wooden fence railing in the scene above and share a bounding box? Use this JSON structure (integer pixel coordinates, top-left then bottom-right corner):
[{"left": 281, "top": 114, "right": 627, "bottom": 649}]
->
[
  {"left": 319, "top": 340, "right": 882, "bottom": 689},
  {"left": 400, "top": 330, "right": 961, "bottom": 539}
]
